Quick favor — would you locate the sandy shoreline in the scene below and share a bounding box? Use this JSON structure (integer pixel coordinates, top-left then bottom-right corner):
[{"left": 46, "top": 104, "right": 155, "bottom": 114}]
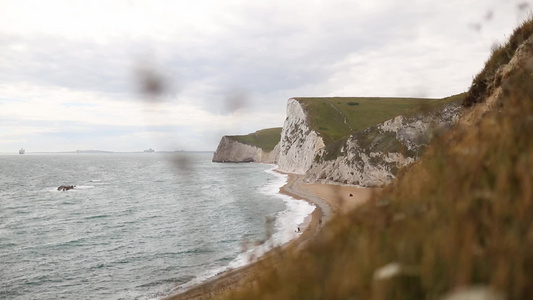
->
[{"left": 163, "top": 173, "right": 373, "bottom": 300}]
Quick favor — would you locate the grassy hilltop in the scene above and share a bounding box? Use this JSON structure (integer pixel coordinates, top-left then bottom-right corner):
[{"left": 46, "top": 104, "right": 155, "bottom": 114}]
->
[
  {"left": 297, "top": 96, "right": 439, "bottom": 144},
  {"left": 227, "top": 127, "right": 282, "bottom": 152},
  {"left": 221, "top": 17, "right": 533, "bottom": 300}
]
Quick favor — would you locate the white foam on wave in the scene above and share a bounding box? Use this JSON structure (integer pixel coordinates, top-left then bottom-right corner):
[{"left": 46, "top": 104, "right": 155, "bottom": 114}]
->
[
  {"left": 261, "top": 166, "right": 315, "bottom": 246},
  {"left": 175, "top": 265, "right": 230, "bottom": 293},
  {"left": 73, "top": 185, "right": 95, "bottom": 189},
  {"left": 90, "top": 179, "right": 110, "bottom": 185},
  {"left": 224, "top": 166, "right": 314, "bottom": 270},
  {"left": 169, "top": 165, "right": 315, "bottom": 296}
]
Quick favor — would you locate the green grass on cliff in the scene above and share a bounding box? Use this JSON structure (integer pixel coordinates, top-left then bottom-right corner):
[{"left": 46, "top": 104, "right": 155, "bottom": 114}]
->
[
  {"left": 228, "top": 127, "right": 282, "bottom": 152},
  {"left": 295, "top": 96, "right": 451, "bottom": 144}
]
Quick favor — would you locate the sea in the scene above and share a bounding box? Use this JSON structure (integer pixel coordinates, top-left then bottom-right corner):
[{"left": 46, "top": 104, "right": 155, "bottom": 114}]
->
[{"left": 0, "top": 152, "right": 315, "bottom": 300}]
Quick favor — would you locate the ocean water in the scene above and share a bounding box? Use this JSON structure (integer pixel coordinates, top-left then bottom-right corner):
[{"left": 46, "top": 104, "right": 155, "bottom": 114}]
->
[{"left": 0, "top": 152, "right": 314, "bottom": 299}]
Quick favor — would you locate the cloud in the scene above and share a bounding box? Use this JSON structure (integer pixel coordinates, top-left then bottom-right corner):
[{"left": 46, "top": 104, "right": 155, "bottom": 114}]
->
[
  {"left": 0, "top": 82, "right": 285, "bottom": 151},
  {"left": 0, "top": 0, "right": 531, "bottom": 152}
]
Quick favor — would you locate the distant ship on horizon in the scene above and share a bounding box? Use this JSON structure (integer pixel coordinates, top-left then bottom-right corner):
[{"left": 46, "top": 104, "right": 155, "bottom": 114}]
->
[
  {"left": 143, "top": 148, "right": 155, "bottom": 153},
  {"left": 19, "top": 148, "right": 25, "bottom": 154}
]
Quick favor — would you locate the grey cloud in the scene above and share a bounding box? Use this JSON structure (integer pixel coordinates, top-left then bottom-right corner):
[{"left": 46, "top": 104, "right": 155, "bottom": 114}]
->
[
  {"left": 0, "top": 1, "right": 451, "bottom": 114},
  {"left": 0, "top": 34, "right": 136, "bottom": 94}
]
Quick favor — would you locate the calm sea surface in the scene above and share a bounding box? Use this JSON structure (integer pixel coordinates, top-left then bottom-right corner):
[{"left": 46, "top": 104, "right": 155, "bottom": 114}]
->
[{"left": 0, "top": 153, "right": 314, "bottom": 299}]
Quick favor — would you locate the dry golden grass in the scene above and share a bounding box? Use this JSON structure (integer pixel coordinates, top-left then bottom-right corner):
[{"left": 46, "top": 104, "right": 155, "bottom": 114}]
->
[{"left": 464, "top": 15, "right": 533, "bottom": 107}]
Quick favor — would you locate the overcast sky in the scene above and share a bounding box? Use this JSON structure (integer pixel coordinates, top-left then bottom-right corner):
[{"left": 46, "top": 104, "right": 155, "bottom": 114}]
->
[{"left": 1, "top": 0, "right": 531, "bottom": 152}]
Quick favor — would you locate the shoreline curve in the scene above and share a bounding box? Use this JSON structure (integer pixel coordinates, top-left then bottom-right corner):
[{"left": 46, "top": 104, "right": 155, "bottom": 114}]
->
[{"left": 162, "top": 172, "right": 372, "bottom": 300}]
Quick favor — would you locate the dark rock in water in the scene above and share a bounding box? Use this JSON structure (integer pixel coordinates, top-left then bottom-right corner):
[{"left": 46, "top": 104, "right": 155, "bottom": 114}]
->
[
  {"left": 242, "top": 157, "right": 254, "bottom": 163},
  {"left": 57, "top": 185, "right": 75, "bottom": 191}
]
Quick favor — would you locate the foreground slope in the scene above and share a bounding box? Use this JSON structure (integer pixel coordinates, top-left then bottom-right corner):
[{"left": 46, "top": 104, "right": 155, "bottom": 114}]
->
[{"left": 222, "top": 17, "right": 533, "bottom": 300}]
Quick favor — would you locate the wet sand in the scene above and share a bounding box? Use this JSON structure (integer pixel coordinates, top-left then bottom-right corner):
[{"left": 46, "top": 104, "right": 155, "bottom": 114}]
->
[{"left": 162, "top": 174, "right": 374, "bottom": 300}]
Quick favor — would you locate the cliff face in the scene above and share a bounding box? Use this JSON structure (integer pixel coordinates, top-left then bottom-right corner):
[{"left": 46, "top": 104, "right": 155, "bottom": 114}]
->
[
  {"left": 277, "top": 98, "right": 325, "bottom": 174},
  {"left": 305, "top": 102, "right": 461, "bottom": 186},
  {"left": 212, "top": 136, "right": 279, "bottom": 163}
]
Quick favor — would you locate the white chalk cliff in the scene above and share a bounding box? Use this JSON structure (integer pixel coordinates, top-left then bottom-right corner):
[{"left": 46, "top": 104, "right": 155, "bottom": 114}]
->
[
  {"left": 276, "top": 98, "right": 325, "bottom": 174},
  {"left": 212, "top": 136, "right": 279, "bottom": 163}
]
